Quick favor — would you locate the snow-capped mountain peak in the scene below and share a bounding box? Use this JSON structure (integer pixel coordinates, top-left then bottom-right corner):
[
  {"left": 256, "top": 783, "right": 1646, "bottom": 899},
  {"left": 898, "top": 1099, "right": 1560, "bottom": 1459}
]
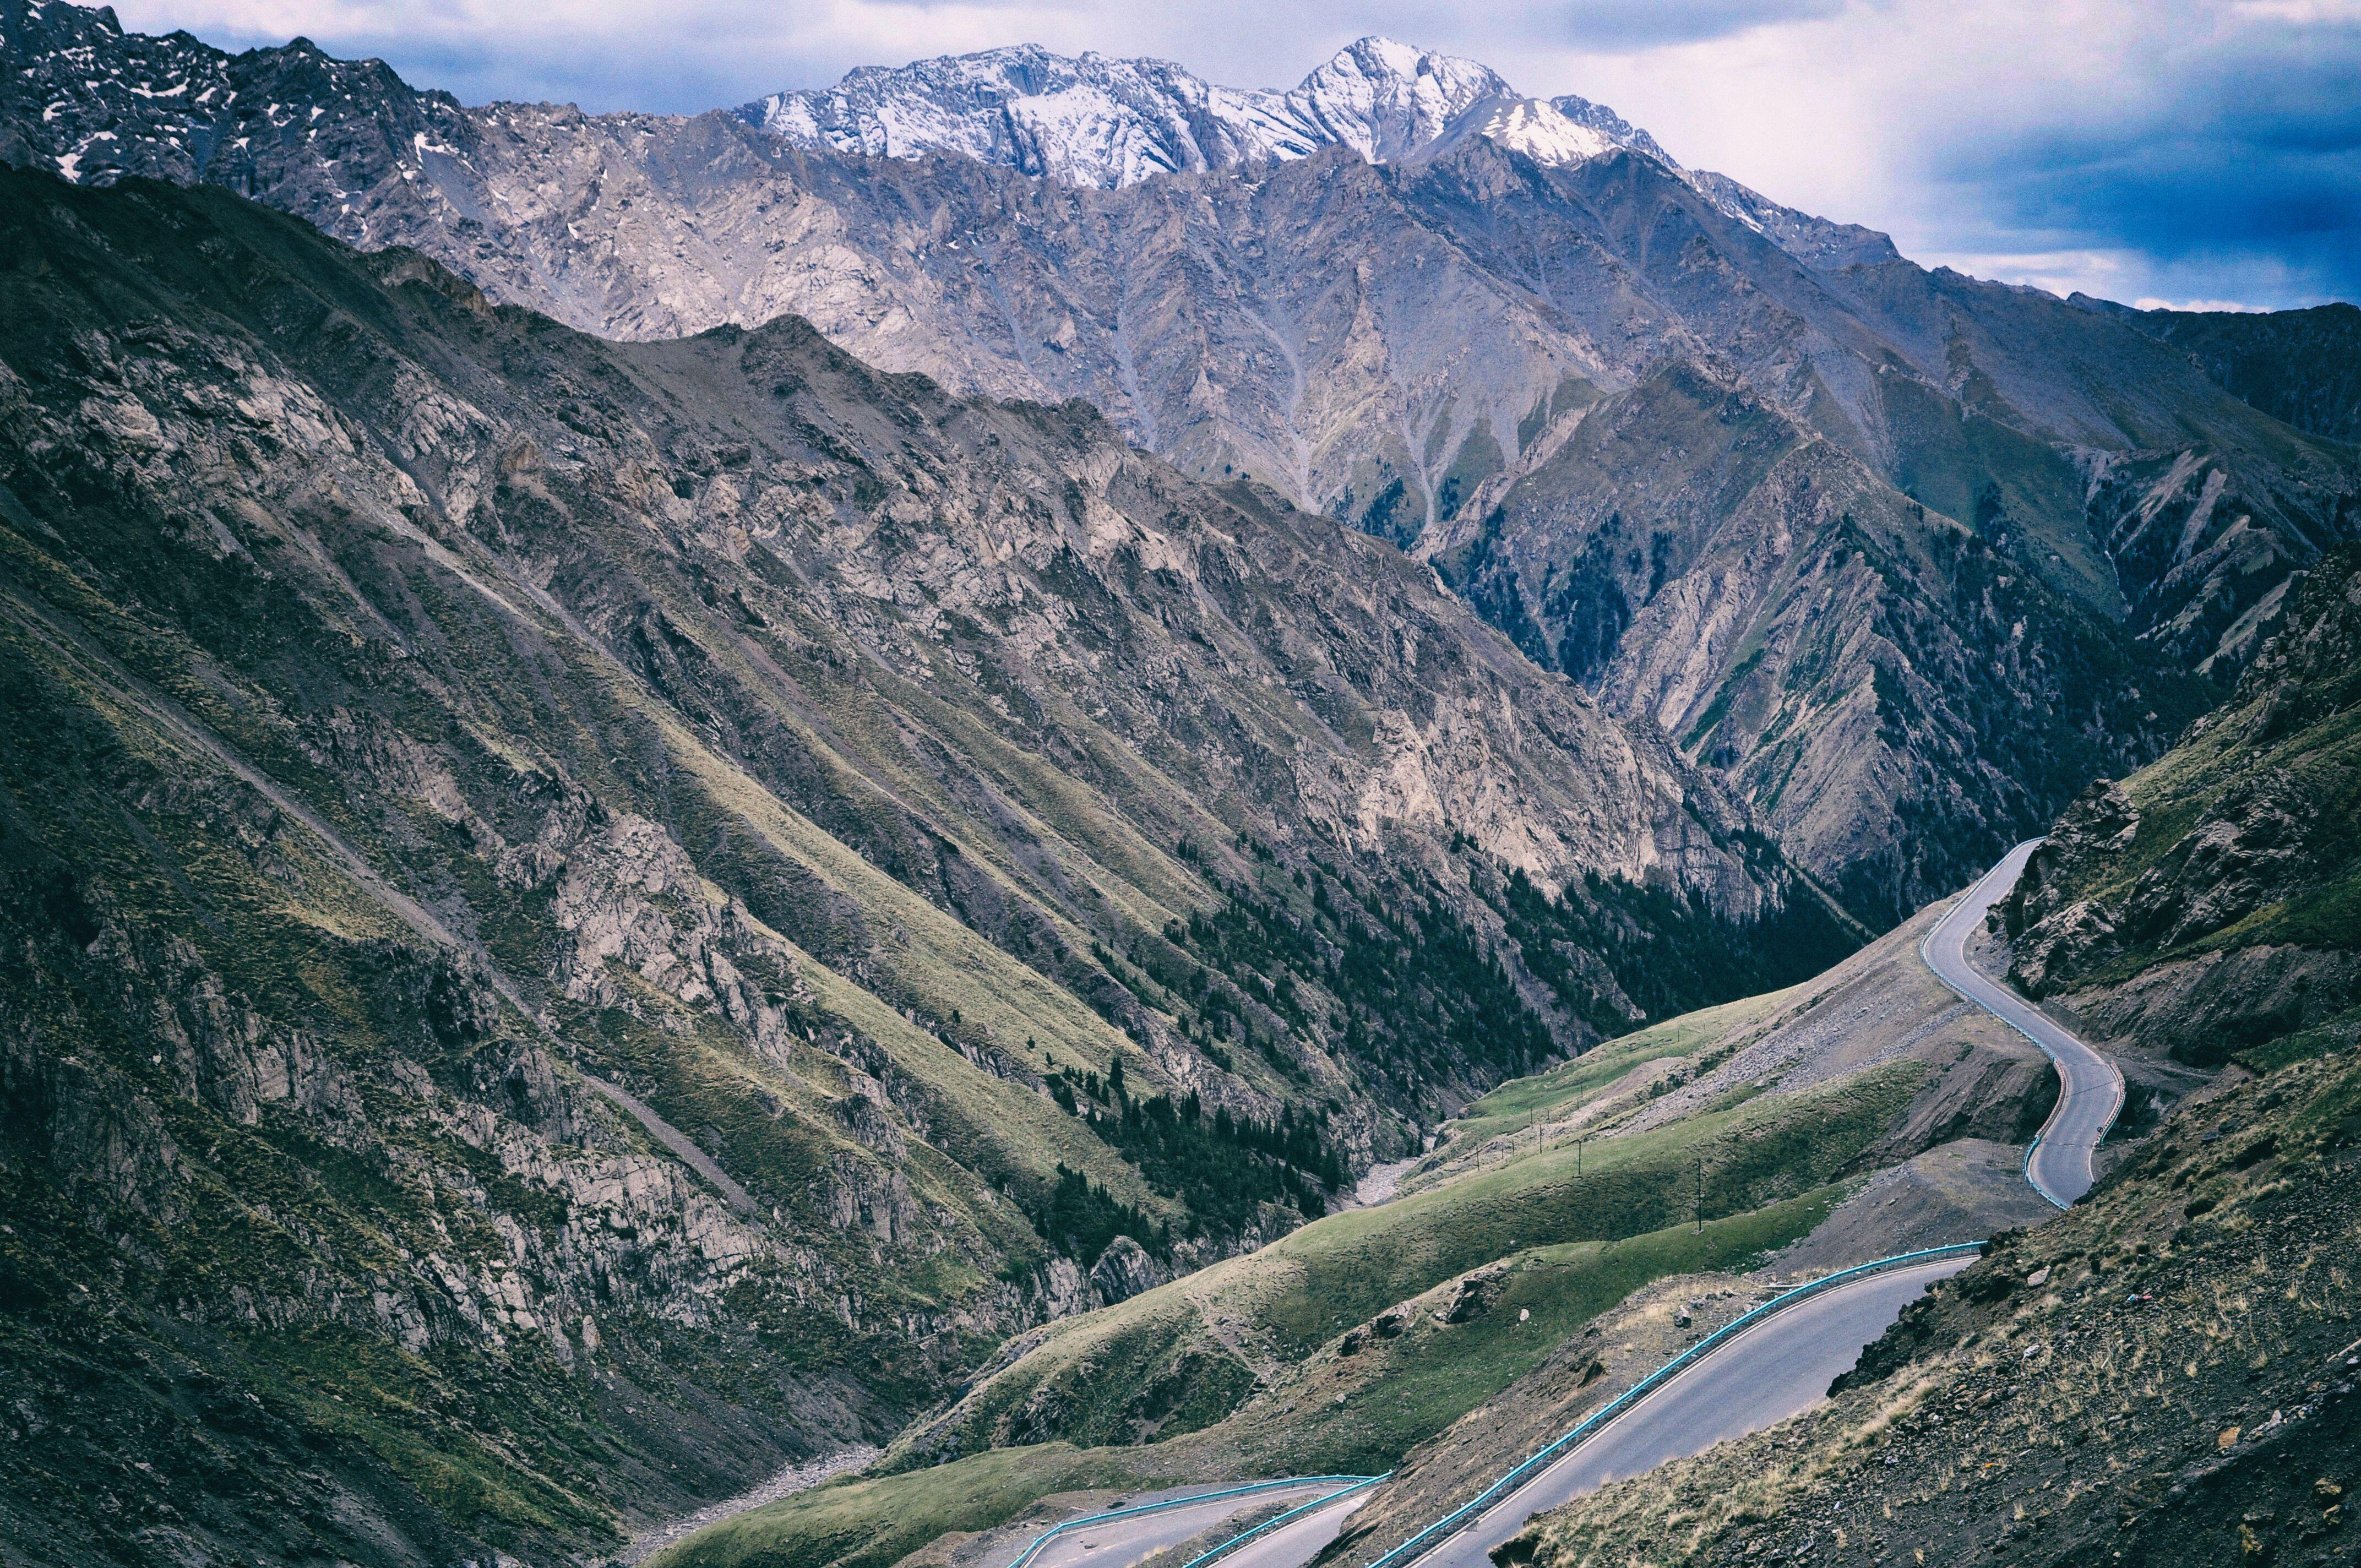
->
[
  {"left": 727, "top": 37, "right": 1895, "bottom": 266},
  {"left": 737, "top": 35, "right": 1551, "bottom": 189},
  {"left": 1546, "top": 92, "right": 1676, "bottom": 165},
  {"left": 742, "top": 42, "right": 1233, "bottom": 186},
  {"left": 1281, "top": 36, "right": 1513, "bottom": 163}
]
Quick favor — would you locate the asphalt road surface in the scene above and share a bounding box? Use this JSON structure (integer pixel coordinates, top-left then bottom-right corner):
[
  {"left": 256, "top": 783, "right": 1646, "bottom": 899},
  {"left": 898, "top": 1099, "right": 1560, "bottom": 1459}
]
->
[
  {"left": 1920, "top": 839, "right": 2125, "bottom": 1206},
  {"left": 1210, "top": 1487, "right": 1374, "bottom": 1568},
  {"left": 1407, "top": 1256, "right": 1973, "bottom": 1567},
  {"left": 1026, "top": 1481, "right": 1357, "bottom": 1568}
]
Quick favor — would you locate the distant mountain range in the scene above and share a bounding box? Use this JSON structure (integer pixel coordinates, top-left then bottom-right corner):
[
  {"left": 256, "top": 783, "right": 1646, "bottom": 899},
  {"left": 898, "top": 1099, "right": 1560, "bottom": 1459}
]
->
[
  {"left": 731, "top": 36, "right": 1881, "bottom": 263},
  {"left": 3, "top": 2, "right": 2356, "bottom": 919}
]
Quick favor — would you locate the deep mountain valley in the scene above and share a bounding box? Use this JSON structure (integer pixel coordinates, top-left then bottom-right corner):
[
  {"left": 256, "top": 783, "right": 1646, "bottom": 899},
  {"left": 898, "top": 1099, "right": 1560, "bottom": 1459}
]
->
[
  {"left": 0, "top": 7, "right": 2357, "bottom": 1568},
  {"left": 0, "top": 164, "right": 1851, "bottom": 1565}
]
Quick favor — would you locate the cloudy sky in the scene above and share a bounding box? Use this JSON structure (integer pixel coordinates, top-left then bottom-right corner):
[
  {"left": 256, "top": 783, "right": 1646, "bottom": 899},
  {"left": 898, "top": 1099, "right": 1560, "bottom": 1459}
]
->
[{"left": 114, "top": 0, "right": 2361, "bottom": 311}]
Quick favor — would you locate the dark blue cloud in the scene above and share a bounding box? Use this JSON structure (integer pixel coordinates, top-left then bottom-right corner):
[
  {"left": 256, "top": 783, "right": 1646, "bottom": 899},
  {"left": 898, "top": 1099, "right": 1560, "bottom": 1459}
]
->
[{"left": 1927, "top": 18, "right": 2361, "bottom": 303}]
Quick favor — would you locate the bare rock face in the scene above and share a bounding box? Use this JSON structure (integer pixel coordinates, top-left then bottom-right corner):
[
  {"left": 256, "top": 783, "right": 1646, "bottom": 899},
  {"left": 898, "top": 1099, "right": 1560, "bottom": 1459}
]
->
[
  {"left": 1440, "top": 360, "right": 2212, "bottom": 923},
  {"left": 1085, "top": 1234, "right": 1167, "bottom": 1305},
  {"left": 2060, "top": 944, "right": 2361, "bottom": 1068},
  {"left": 2001, "top": 780, "right": 2140, "bottom": 942},
  {"left": 2006, "top": 898, "right": 2122, "bottom": 996}
]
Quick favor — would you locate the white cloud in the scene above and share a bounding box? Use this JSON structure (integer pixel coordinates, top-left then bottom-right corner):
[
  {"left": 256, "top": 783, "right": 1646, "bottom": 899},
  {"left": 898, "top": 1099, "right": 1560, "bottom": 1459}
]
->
[{"left": 2133, "top": 296, "right": 2264, "bottom": 311}]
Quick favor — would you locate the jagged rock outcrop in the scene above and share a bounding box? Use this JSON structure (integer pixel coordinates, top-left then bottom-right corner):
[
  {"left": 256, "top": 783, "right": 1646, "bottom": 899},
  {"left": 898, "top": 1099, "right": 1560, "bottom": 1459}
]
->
[{"left": 1085, "top": 1234, "right": 1167, "bottom": 1305}]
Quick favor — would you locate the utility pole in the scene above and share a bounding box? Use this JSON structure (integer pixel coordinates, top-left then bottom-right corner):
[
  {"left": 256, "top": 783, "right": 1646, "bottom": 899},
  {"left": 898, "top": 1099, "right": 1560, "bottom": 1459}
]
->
[{"left": 1695, "top": 1158, "right": 1704, "bottom": 1234}]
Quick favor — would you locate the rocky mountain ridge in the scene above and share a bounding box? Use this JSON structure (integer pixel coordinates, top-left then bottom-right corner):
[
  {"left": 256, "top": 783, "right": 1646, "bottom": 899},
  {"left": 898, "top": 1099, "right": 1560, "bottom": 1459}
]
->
[
  {"left": 0, "top": 164, "right": 1856, "bottom": 1565},
  {"left": 7, "top": 1, "right": 2352, "bottom": 926},
  {"left": 1999, "top": 543, "right": 2361, "bottom": 1068},
  {"left": 737, "top": 36, "right": 1512, "bottom": 189}
]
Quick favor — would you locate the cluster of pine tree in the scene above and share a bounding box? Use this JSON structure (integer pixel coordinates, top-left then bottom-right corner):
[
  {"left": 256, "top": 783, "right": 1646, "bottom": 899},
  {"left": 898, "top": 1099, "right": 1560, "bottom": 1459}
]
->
[
  {"left": 1049, "top": 1055, "right": 1340, "bottom": 1238},
  {"left": 1020, "top": 1164, "right": 1168, "bottom": 1268},
  {"left": 1169, "top": 851, "right": 1555, "bottom": 1095},
  {"left": 1492, "top": 863, "right": 1857, "bottom": 1027},
  {"left": 1031, "top": 832, "right": 1857, "bottom": 1267}
]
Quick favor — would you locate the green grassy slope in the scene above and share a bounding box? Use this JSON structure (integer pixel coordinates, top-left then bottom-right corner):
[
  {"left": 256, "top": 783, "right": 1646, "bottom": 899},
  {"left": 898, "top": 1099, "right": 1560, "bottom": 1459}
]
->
[
  {"left": 654, "top": 1196, "right": 1846, "bottom": 1568},
  {"left": 1508, "top": 1017, "right": 2361, "bottom": 1568},
  {"left": 653, "top": 974, "right": 1968, "bottom": 1568},
  {"left": 877, "top": 1061, "right": 1922, "bottom": 1469}
]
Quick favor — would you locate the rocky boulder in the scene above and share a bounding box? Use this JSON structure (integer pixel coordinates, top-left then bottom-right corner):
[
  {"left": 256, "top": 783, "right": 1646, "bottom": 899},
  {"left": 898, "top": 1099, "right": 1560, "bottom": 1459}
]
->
[{"left": 1086, "top": 1235, "right": 1168, "bottom": 1306}]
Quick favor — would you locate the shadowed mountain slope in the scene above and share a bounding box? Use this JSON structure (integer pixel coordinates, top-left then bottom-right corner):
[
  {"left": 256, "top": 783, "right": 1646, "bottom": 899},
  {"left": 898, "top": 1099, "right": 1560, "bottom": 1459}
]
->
[{"left": 2082, "top": 297, "right": 2361, "bottom": 445}]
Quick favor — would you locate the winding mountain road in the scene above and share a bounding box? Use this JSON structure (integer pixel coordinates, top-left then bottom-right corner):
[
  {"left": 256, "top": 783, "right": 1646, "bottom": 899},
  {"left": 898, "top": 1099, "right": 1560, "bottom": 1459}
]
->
[
  {"left": 1920, "top": 839, "right": 2126, "bottom": 1207},
  {"left": 1025, "top": 846, "right": 2119, "bottom": 1568}
]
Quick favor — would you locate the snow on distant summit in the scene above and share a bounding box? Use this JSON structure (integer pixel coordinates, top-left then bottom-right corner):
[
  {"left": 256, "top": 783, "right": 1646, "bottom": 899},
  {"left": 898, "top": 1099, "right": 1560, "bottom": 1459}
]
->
[
  {"left": 0, "top": 0, "right": 1896, "bottom": 280},
  {"left": 737, "top": 36, "right": 1658, "bottom": 189},
  {"left": 736, "top": 35, "right": 1896, "bottom": 266},
  {"left": 1415, "top": 97, "right": 1618, "bottom": 169}
]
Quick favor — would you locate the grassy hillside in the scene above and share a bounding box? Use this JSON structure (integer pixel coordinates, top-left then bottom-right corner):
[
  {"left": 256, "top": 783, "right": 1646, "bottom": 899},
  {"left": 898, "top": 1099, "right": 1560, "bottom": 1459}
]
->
[
  {"left": 653, "top": 1200, "right": 1846, "bottom": 1568},
  {"left": 878, "top": 1061, "right": 1922, "bottom": 1472},
  {"left": 657, "top": 899, "right": 2075, "bottom": 1568}
]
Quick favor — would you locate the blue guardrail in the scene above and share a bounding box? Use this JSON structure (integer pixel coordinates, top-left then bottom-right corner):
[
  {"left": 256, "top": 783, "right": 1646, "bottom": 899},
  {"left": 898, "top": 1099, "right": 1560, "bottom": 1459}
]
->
[
  {"left": 1003, "top": 1476, "right": 1384, "bottom": 1568},
  {"left": 1173, "top": 1475, "right": 1391, "bottom": 1568},
  {"left": 1359, "top": 1242, "right": 1986, "bottom": 1568}
]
